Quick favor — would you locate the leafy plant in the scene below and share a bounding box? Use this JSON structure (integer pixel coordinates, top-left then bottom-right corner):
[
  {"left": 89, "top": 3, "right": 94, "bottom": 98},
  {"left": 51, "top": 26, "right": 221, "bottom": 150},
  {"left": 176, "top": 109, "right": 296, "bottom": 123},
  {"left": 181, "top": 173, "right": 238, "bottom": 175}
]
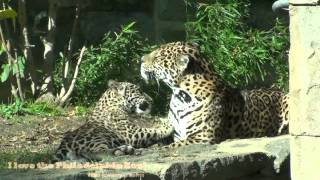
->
[
  {"left": 0, "top": 99, "right": 24, "bottom": 119},
  {"left": 54, "top": 22, "right": 170, "bottom": 114},
  {"left": 185, "top": 0, "right": 289, "bottom": 90},
  {"left": 0, "top": 63, "right": 10, "bottom": 82},
  {"left": 0, "top": 7, "right": 26, "bottom": 101},
  {"left": 1, "top": 56, "right": 25, "bottom": 83},
  {"left": 22, "top": 102, "right": 63, "bottom": 116},
  {"left": 55, "top": 22, "right": 148, "bottom": 104},
  {"left": 0, "top": 101, "right": 64, "bottom": 119},
  {"left": 73, "top": 106, "right": 90, "bottom": 117},
  {"left": 0, "top": 9, "right": 17, "bottom": 20}
]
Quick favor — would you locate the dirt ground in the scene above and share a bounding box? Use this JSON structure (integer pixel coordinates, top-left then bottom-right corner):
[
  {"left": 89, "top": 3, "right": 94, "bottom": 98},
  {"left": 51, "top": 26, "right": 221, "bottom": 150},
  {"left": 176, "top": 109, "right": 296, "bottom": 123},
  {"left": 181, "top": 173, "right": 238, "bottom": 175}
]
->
[{"left": 0, "top": 114, "right": 86, "bottom": 165}]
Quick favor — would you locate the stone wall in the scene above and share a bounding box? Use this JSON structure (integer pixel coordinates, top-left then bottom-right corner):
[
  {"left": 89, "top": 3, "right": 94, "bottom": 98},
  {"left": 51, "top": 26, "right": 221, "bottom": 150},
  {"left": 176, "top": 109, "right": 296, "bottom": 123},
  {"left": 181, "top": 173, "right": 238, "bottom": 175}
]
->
[
  {"left": 289, "top": 0, "right": 320, "bottom": 180},
  {"left": 62, "top": 0, "right": 189, "bottom": 45}
]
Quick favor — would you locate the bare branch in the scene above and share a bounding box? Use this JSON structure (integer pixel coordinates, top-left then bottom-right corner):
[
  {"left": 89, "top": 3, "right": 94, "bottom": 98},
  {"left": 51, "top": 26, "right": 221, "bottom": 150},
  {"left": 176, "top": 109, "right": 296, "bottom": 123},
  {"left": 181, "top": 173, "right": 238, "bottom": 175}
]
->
[
  {"left": 59, "top": 46, "right": 86, "bottom": 106},
  {"left": 59, "top": 5, "right": 80, "bottom": 99}
]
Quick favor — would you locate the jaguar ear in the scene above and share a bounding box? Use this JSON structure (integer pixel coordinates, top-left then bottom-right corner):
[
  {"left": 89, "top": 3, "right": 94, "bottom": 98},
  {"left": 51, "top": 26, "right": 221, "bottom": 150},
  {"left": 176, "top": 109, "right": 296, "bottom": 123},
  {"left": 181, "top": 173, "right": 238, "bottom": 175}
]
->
[
  {"left": 178, "top": 55, "right": 190, "bottom": 70},
  {"left": 108, "top": 80, "right": 119, "bottom": 88},
  {"left": 118, "top": 84, "right": 127, "bottom": 96},
  {"left": 190, "top": 41, "right": 200, "bottom": 48},
  {"left": 109, "top": 80, "right": 127, "bottom": 95}
]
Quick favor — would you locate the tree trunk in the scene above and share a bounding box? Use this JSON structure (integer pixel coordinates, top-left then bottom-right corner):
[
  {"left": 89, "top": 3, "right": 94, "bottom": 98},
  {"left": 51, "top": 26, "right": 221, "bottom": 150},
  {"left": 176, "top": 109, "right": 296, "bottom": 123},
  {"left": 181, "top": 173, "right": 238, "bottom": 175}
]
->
[
  {"left": 0, "top": 1, "right": 22, "bottom": 100},
  {"left": 13, "top": 49, "right": 24, "bottom": 101},
  {"left": 37, "top": 0, "right": 58, "bottom": 103},
  {"left": 18, "top": 0, "right": 38, "bottom": 97}
]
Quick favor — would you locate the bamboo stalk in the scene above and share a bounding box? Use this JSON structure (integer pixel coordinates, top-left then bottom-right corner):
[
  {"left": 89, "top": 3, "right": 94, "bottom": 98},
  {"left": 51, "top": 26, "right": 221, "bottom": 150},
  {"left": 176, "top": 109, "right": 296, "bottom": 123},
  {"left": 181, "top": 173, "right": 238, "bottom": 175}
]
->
[{"left": 14, "top": 49, "right": 24, "bottom": 101}]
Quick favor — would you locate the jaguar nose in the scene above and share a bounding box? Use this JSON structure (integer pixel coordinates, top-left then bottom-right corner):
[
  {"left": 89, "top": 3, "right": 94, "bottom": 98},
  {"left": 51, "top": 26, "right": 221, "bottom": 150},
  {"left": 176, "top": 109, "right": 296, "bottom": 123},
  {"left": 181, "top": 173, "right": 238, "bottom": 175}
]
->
[{"left": 139, "top": 101, "right": 149, "bottom": 111}]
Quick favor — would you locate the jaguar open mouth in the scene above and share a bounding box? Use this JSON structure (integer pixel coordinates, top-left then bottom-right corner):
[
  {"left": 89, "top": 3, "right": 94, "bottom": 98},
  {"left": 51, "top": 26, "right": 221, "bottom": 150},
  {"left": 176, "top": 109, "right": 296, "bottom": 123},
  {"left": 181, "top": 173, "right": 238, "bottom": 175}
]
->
[
  {"left": 145, "top": 71, "right": 153, "bottom": 81},
  {"left": 141, "top": 67, "right": 155, "bottom": 82},
  {"left": 140, "top": 64, "right": 162, "bottom": 89}
]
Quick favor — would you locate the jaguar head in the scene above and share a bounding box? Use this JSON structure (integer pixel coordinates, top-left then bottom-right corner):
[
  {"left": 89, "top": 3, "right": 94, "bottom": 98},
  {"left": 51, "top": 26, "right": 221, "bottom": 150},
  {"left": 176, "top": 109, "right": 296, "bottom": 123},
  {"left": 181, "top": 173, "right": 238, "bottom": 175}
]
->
[
  {"left": 107, "top": 80, "right": 152, "bottom": 114},
  {"left": 141, "top": 41, "right": 205, "bottom": 88}
]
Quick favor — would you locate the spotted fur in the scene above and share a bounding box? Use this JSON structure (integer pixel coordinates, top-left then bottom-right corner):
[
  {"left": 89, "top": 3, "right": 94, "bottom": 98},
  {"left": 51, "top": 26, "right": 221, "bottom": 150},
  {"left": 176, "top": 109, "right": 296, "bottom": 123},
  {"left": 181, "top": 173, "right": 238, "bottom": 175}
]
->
[
  {"left": 140, "top": 41, "right": 289, "bottom": 148},
  {"left": 54, "top": 80, "right": 174, "bottom": 161}
]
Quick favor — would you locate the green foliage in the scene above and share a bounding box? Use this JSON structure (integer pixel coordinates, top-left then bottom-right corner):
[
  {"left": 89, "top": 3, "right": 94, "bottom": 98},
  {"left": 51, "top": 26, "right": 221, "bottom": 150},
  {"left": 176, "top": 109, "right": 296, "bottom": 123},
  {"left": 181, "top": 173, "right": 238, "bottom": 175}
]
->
[
  {"left": 73, "top": 106, "right": 90, "bottom": 117},
  {"left": 186, "top": 1, "right": 289, "bottom": 90},
  {"left": 22, "top": 102, "right": 63, "bottom": 116},
  {"left": 0, "top": 9, "right": 17, "bottom": 20},
  {"left": 268, "top": 21, "right": 289, "bottom": 90},
  {"left": 56, "top": 23, "right": 149, "bottom": 104},
  {"left": 1, "top": 63, "right": 10, "bottom": 82},
  {"left": 0, "top": 99, "right": 24, "bottom": 119},
  {"left": 54, "top": 22, "right": 170, "bottom": 114},
  {"left": 0, "top": 100, "right": 63, "bottom": 119},
  {"left": 1, "top": 56, "right": 25, "bottom": 82},
  {"left": 13, "top": 56, "right": 26, "bottom": 78},
  {"left": 0, "top": 45, "right": 5, "bottom": 55}
]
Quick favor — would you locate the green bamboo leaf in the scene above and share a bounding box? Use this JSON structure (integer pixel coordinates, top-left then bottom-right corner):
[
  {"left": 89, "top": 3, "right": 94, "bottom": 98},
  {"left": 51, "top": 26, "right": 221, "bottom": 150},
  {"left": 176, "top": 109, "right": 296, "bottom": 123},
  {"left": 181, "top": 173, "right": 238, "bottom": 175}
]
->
[
  {"left": 122, "top": 22, "right": 136, "bottom": 33},
  {"left": 0, "top": 45, "right": 5, "bottom": 55},
  {"left": 12, "top": 63, "right": 17, "bottom": 75},
  {"left": 0, "top": 9, "right": 17, "bottom": 20},
  {"left": 1, "top": 64, "right": 10, "bottom": 82}
]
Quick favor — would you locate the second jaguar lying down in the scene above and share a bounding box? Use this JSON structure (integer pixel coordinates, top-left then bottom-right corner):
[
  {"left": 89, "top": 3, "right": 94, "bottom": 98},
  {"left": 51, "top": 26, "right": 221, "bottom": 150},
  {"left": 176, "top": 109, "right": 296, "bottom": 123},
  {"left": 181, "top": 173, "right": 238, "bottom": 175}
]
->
[{"left": 53, "top": 80, "right": 174, "bottom": 162}]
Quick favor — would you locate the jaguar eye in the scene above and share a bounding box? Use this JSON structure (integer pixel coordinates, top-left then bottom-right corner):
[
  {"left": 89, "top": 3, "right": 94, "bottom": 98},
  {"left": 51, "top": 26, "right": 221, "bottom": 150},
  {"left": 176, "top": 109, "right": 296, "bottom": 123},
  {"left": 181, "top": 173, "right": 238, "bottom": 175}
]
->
[{"left": 139, "top": 101, "right": 149, "bottom": 111}]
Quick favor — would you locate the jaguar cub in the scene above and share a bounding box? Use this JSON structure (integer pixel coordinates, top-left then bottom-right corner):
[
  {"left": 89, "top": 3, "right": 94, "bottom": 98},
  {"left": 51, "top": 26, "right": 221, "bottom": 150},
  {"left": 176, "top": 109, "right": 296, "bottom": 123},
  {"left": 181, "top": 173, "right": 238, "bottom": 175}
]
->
[{"left": 53, "top": 80, "right": 174, "bottom": 162}]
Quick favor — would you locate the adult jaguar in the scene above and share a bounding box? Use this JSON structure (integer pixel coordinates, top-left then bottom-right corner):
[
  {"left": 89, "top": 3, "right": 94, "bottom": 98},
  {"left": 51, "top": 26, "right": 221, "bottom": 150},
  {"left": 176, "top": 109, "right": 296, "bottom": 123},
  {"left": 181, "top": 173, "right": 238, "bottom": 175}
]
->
[
  {"left": 53, "top": 80, "right": 174, "bottom": 161},
  {"left": 140, "top": 41, "right": 288, "bottom": 148}
]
